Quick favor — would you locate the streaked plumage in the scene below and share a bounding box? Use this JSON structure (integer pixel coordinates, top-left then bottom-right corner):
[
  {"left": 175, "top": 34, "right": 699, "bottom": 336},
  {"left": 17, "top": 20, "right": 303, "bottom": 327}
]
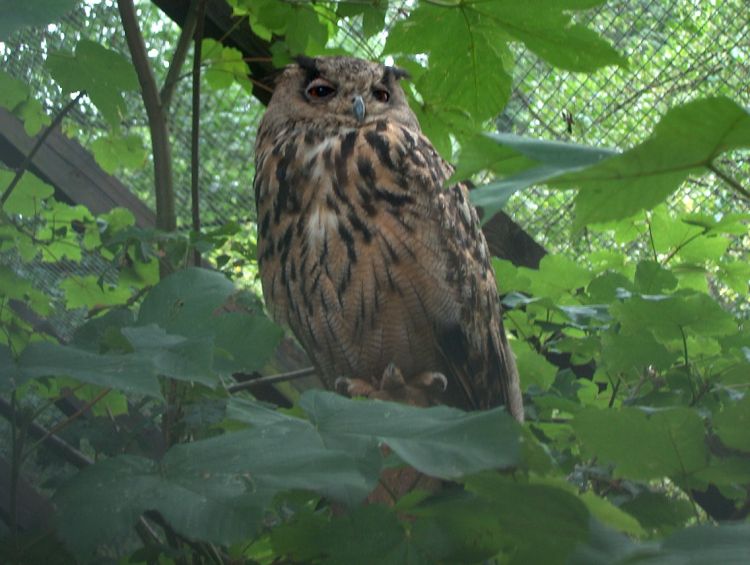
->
[{"left": 254, "top": 56, "right": 523, "bottom": 421}]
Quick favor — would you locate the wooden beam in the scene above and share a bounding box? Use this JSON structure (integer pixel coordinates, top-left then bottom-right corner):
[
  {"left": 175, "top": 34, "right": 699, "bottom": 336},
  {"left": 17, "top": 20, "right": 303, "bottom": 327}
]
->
[{"left": 0, "top": 107, "right": 155, "bottom": 228}]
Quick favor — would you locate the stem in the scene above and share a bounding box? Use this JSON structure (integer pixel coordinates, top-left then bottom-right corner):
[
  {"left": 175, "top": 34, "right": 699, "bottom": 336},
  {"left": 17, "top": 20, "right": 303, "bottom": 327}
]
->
[
  {"left": 191, "top": 0, "right": 208, "bottom": 267},
  {"left": 646, "top": 214, "right": 659, "bottom": 263},
  {"left": 23, "top": 388, "right": 112, "bottom": 462},
  {"left": 0, "top": 396, "right": 93, "bottom": 469},
  {"left": 160, "top": 0, "right": 200, "bottom": 112},
  {"left": 679, "top": 326, "right": 689, "bottom": 367},
  {"left": 227, "top": 367, "right": 317, "bottom": 394},
  {"left": 709, "top": 162, "right": 750, "bottom": 201},
  {"left": 9, "top": 392, "right": 20, "bottom": 541},
  {"left": 117, "top": 0, "right": 177, "bottom": 254},
  {"left": 0, "top": 92, "right": 84, "bottom": 208},
  {"left": 608, "top": 376, "right": 621, "bottom": 408}
]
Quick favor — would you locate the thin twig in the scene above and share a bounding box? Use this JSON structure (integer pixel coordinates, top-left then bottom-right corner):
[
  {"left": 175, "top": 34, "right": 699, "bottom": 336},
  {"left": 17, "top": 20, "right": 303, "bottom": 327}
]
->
[
  {"left": 160, "top": 0, "right": 200, "bottom": 111},
  {"left": 1, "top": 92, "right": 84, "bottom": 207},
  {"left": 24, "top": 388, "right": 112, "bottom": 462},
  {"left": 191, "top": 0, "right": 208, "bottom": 267},
  {"left": 227, "top": 367, "right": 317, "bottom": 394},
  {"left": 0, "top": 397, "right": 93, "bottom": 469},
  {"left": 708, "top": 162, "right": 750, "bottom": 201}
]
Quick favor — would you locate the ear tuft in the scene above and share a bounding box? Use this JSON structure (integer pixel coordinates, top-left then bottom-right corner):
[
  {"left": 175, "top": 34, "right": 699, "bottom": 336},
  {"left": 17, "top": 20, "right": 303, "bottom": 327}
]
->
[{"left": 385, "top": 65, "right": 411, "bottom": 81}]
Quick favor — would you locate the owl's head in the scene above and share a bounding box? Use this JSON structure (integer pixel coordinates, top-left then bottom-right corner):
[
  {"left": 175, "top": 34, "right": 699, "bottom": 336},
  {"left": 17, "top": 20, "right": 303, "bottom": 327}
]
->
[{"left": 261, "top": 56, "right": 419, "bottom": 132}]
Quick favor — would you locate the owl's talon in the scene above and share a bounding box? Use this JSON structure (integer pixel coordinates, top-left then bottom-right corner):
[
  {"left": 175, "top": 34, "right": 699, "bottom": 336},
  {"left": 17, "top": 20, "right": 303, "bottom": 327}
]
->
[
  {"left": 381, "top": 362, "right": 406, "bottom": 390},
  {"left": 335, "top": 377, "right": 376, "bottom": 398},
  {"left": 413, "top": 371, "right": 448, "bottom": 393}
]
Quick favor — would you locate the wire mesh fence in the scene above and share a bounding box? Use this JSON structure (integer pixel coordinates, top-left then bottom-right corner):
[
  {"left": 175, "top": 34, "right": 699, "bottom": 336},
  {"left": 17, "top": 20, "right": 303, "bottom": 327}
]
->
[{"left": 1, "top": 0, "right": 748, "bottom": 338}]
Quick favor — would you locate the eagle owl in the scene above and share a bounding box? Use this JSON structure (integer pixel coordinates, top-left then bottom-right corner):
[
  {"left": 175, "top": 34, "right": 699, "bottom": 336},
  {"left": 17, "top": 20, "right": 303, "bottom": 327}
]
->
[{"left": 254, "top": 56, "right": 523, "bottom": 421}]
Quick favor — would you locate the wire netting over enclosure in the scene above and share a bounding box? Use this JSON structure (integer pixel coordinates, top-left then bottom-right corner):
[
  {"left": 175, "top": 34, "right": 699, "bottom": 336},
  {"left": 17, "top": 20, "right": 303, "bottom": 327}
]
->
[{"left": 1, "top": 0, "right": 748, "bottom": 338}]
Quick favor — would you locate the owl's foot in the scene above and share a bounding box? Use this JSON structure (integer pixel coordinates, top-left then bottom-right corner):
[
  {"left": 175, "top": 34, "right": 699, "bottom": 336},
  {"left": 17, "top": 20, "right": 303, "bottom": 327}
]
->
[{"left": 335, "top": 363, "right": 447, "bottom": 406}]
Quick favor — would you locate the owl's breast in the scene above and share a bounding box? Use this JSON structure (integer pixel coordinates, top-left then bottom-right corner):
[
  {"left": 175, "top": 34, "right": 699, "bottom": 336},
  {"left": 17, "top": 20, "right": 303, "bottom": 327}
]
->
[{"left": 254, "top": 121, "right": 458, "bottom": 384}]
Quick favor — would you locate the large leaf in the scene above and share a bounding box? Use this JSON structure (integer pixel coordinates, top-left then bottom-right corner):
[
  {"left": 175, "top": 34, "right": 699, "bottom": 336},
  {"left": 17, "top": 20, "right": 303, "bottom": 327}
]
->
[
  {"left": 55, "top": 391, "right": 527, "bottom": 559},
  {"left": 467, "top": 134, "right": 615, "bottom": 219},
  {"left": 137, "top": 267, "right": 283, "bottom": 374},
  {"left": 18, "top": 341, "right": 162, "bottom": 398},
  {"left": 573, "top": 522, "right": 750, "bottom": 564},
  {"left": 572, "top": 407, "right": 709, "bottom": 481},
  {"left": 612, "top": 290, "right": 737, "bottom": 342},
  {"left": 301, "top": 390, "right": 521, "bottom": 479},
  {"left": 0, "top": 0, "right": 77, "bottom": 40},
  {"left": 55, "top": 420, "right": 378, "bottom": 558},
  {"left": 385, "top": 0, "right": 623, "bottom": 131},
  {"left": 550, "top": 97, "right": 750, "bottom": 228},
  {"left": 121, "top": 325, "right": 217, "bottom": 387},
  {"left": 713, "top": 394, "right": 750, "bottom": 452},
  {"left": 46, "top": 39, "right": 138, "bottom": 128}
]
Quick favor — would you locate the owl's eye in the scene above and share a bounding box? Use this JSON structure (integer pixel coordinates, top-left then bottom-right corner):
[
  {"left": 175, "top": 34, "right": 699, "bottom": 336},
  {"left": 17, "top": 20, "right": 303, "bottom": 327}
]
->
[
  {"left": 373, "top": 88, "right": 390, "bottom": 103},
  {"left": 306, "top": 79, "right": 336, "bottom": 99}
]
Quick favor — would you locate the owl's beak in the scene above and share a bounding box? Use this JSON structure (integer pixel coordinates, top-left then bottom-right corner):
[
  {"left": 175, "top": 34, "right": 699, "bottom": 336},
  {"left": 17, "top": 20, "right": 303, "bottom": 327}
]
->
[{"left": 352, "top": 95, "right": 366, "bottom": 123}]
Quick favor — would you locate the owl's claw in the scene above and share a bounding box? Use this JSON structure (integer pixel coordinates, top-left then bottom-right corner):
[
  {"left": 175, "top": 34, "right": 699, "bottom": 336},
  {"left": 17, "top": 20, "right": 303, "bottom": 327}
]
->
[
  {"left": 335, "top": 376, "right": 375, "bottom": 397},
  {"left": 335, "top": 363, "right": 448, "bottom": 406}
]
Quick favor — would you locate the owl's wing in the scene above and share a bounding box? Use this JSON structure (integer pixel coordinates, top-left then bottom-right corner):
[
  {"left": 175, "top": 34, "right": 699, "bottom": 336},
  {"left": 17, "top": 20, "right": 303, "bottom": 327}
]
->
[
  {"left": 389, "top": 124, "right": 524, "bottom": 420},
  {"left": 435, "top": 180, "right": 524, "bottom": 419}
]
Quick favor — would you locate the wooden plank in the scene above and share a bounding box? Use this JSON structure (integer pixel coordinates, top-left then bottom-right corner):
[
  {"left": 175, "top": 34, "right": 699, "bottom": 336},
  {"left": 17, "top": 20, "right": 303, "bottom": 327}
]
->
[{"left": 0, "top": 107, "right": 155, "bottom": 227}]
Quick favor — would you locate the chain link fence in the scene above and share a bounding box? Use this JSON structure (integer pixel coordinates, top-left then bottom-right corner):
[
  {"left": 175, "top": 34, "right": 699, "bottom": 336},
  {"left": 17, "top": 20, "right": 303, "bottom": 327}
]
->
[{"left": 1, "top": 0, "right": 748, "bottom": 337}]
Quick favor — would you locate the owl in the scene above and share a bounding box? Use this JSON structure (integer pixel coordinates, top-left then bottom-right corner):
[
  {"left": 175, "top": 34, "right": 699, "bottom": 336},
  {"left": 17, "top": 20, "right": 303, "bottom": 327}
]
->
[{"left": 253, "top": 56, "right": 523, "bottom": 421}]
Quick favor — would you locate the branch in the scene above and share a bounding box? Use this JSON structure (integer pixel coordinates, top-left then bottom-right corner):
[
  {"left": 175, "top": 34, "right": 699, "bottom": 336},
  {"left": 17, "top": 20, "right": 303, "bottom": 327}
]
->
[
  {"left": 708, "top": 162, "right": 750, "bottom": 201},
  {"left": 191, "top": 0, "right": 208, "bottom": 267},
  {"left": 227, "top": 367, "right": 317, "bottom": 394},
  {"left": 117, "top": 0, "right": 176, "bottom": 238},
  {"left": 0, "top": 397, "right": 92, "bottom": 469},
  {"left": 0, "top": 92, "right": 84, "bottom": 208},
  {"left": 160, "top": 0, "right": 200, "bottom": 111}
]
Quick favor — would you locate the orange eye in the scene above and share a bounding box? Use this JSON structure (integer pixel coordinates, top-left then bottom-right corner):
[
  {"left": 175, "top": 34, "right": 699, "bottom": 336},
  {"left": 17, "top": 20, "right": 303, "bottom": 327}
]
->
[
  {"left": 373, "top": 88, "right": 390, "bottom": 102},
  {"left": 306, "top": 80, "right": 336, "bottom": 98}
]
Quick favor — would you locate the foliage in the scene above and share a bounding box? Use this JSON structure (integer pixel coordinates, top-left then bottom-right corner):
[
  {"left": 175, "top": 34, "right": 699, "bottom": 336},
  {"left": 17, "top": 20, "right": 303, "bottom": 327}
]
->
[{"left": 0, "top": 0, "right": 749, "bottom": 564}]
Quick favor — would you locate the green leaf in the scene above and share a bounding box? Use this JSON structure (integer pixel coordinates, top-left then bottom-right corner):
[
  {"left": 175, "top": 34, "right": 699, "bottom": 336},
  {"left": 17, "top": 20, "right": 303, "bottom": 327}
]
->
[
  {"left": 136, "top": 268, "right": 282, "bottom": 375},
  {"left": 463, "top": 474, "right": 591, "bottom": 565},
  {"left": 55, "top": 421, "right": 381, "bottom": 558},
  {"left": 467, "top": 132, "right": 616, "bottom": 219},
  {"left": 300, "top": 390, "right": 521, "bottom": 479},
  {"left": 601, "top": 331, "right": 679, "bottom": 374},
  {"left": 18, "top": 341, "right": 162, "bottom": 398},
  {"left": 472, "top": 0, "right": 626, "bottom": 72},
  {"left": 17, "top": 97, "right": 50, "bottom": 136},
  {"left": 549, "top": 97, "right": 750, "bottom": 228},
  {"left": 634, "top": 261, "right": 678, "bottom": 294},
  {"left": 46, "top": 40, "right": 138, "bottom": 128},
  {"left": 272, "top": 505, "right": 416, "bottom": 565},
  {"left": 137, "top": 267, "right": 235, "bottom": 333},
  {"left": 385, "top": 3, "right": 513, "bottom": 123},
  {"left": 515, "top": 344, "right": 558, "bottom": 392},
  {"left": 629, "top": 523, "right": 750, "bottom": 564},
  {"left": 527, "top": 254, "right": 593, "bottom": 298},
  {"left": 0, "top": 68, "right": 30, "bottom": 110},
  {"left": 573, "top": 407, "right": 709, "bottom": 480},
  {"left": 201, "top": 38, "right": 252, "bottom": 90},
  {"left": 0, "top": 169, "right": 54, "bottom": 215},
  {"left": 0, "top": 0, "right": 77, "bottom": 40},
  {"left": 620, "top": 491, "right": 695, "bottom": 535},
  {"left": 612, "top": 291, "right": 736, "bottom": 341},
  {"left": 121, "top": 325, "right": 217, "bottom": 387},
  {"left": 713, "top": 395, "right": 750, "bottom": 452},
  {"left": 285, "top": 5, "right": 328, "bottom": 54},
  {"left": 90, "top": 133, "right": 146, "bottom": 173},
  {"left": 59, "top": 275, "right": 132, "bottom": 310}
]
